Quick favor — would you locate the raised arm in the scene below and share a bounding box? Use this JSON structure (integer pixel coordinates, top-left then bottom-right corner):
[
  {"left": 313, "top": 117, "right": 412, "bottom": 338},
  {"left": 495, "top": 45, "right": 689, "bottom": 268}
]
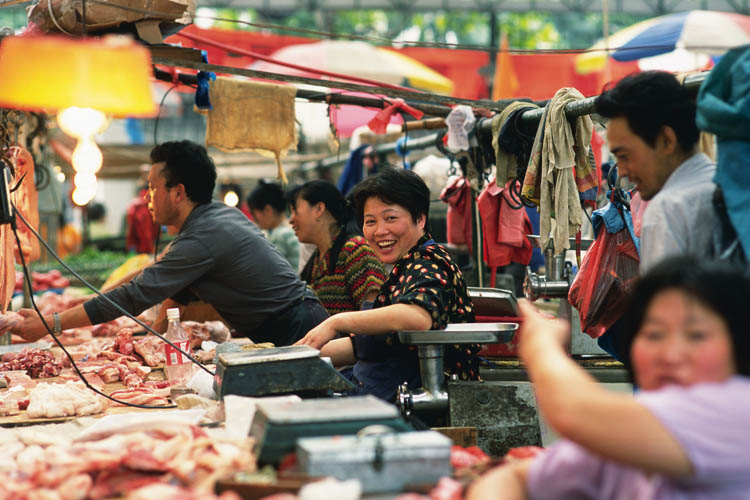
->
[
  {"left": 466, "top": 459, "right": 533, "bottom": 500},
  {"left": 518, "top": 299, "right": 692, "bottom": 477}
]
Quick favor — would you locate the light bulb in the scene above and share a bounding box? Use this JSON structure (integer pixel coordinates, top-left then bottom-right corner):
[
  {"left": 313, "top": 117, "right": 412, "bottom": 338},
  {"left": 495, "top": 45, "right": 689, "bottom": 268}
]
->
[
  {"left": 74, "top": 172, "right": 97, "bottom": 191},
  {"left": 223, "top": 190, "right": 239, "bottom": 207},
  {"left": 57, "top": 107, "right": 108, "bottom": 138},
  {"left": 57, "top": 171, "right": 66, "bottom": 183},
  {"left": 71, "top": 186, "right": 96, "bottom": 206},
  {"left": 72, "top": 138, "right": 103, "bottom": 174}
]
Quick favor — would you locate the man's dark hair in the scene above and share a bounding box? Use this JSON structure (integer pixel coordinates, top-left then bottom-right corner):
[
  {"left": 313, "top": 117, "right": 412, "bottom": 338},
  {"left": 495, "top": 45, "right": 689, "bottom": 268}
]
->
[
  {"left": 248, "top": 180, "right": 286, "bottom": 213},
  {"left": 285, "top": 179, "right": 352, "bottom": 227},
  {"left": 595, "top": 71, "right": 700, "bottom": 153},
  {"left": 87, "top": 202, "right": 106, "bottom": 222},
  {"left": 150, "top": 140, "right": 216, "bottom": 204},
  {"left": 617, "top": 256, "right": 750, "bottom": 381},
  {"left": 350, "top": 167, "right": 430, "bottom": 229}
]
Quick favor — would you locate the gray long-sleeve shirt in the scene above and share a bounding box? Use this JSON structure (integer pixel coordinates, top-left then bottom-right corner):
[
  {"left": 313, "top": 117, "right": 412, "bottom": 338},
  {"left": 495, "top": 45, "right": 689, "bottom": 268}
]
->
[
  {"left": 640, "top": 153, "right": 716, "bottom": 274},
  {"left": 84, "top": 202, "right": 307, "bottom": 335}
]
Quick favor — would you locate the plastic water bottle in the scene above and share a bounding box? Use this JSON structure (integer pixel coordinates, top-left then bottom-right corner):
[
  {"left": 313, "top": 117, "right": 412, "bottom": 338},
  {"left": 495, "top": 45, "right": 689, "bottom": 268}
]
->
[{"left": 163, "top": 308, "right": 192, "bottom": 387}]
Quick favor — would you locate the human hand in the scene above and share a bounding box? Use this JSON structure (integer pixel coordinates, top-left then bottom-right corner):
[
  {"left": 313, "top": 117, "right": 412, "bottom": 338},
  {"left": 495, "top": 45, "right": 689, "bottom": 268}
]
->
[
  {"left": 518, "top": 299, "right": 570, "bottom": 362},
  {"left": 0, "top": 310, "right": 24, "bottom": 335},
  {"left": 293, "top": 317, "right": 339, "bottom": 350},
  {"left": 0, "top": 309, "right": 47, "bottom": 342}
]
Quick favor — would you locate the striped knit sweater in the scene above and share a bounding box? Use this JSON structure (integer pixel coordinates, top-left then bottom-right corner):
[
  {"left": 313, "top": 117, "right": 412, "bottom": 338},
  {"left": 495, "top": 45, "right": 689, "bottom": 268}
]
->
[{"left": 309, "top": 235, "right": 387, "bottom": 315}]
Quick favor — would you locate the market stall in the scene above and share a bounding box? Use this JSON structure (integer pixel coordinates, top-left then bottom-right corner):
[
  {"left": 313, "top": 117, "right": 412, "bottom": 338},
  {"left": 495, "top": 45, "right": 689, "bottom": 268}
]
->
[{"left": 1, "top": 1, "right": 746, "bottom": 498}]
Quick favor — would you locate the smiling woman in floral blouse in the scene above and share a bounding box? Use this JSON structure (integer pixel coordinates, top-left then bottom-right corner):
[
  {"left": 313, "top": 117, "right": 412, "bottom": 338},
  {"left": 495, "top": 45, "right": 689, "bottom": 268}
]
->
[{"left": 295, "top": 167, "right": 479, "bottom": 401}]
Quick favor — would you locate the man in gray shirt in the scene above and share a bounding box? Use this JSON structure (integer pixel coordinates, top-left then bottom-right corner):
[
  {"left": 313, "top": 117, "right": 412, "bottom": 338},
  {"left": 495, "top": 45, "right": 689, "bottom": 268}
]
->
[
  {"left": 9, "top": 141, "right": 327, "bottom": 346},
  {"left": 595, "top": 71, "right": 716, "bottom": 273}
]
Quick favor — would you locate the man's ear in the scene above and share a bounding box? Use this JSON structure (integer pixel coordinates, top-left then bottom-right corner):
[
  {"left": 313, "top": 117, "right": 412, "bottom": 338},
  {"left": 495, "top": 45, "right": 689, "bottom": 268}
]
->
[
  {"left": 173, "top": 183, "right": 187, "bottom": 202},
  {"left": 658, "top": 126, "right": 678, "bottom": 155}
]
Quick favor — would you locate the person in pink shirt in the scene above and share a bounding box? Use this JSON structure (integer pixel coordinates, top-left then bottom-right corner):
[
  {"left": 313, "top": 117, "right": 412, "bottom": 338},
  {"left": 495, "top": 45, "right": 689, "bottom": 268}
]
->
[{"left": 467, "top": 256, "right": 750, "bottom": 500}]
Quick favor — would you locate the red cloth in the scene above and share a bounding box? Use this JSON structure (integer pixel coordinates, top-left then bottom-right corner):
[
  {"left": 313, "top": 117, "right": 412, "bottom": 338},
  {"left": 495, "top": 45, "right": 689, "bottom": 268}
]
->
[
  {"left": 477, "top": 179, "right": 533, "bottom": 270},
  {"left": 440, "top": 177, "right": 473, "bottom": 250},
  {"left": 126, "top": 190, "right": 159, "bottom": 254},
  {"left": 367, "top": 98, "right": 424, "bottom": 134}
]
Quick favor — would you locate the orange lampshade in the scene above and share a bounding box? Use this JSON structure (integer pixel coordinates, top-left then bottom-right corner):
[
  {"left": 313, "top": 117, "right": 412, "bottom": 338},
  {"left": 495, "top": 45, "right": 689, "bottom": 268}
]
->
[{"left": 0, "top": 35, "right": 156, "bottom": 117}]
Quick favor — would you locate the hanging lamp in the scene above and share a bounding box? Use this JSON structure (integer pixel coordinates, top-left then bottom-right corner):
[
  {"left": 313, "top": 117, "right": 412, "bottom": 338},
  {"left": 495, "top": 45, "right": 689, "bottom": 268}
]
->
[{"left": 0, "top": 35, "right": 157, "bottom": 205}]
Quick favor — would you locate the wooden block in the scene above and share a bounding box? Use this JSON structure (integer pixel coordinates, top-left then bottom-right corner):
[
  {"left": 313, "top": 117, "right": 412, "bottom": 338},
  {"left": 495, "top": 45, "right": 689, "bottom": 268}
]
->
[{"left": 432, "top": 426, "right": 477, "bottom": 447}]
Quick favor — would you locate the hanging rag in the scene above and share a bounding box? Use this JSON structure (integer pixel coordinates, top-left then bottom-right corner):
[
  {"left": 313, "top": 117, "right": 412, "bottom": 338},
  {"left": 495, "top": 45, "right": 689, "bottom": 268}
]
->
[
  {"left": 337, "top": 144, "right": 369, "bottom": 195},
  {"left": 477, "top": 179, "right": 533, "bottom": 274},
  {"left": 194, "top": 51, "right": 216, "bottom": 110},
  {"left": 696, "top": 44, "right": 750, "bottom": 262},
  {"left": 491, "top": 101, "right": 539, "bottom": 186},
  {"left": 367, "top": 98, "right": 423, "bottom": 134},
  {"left": 203, "top": 77, "right": 297, "bottom": 184},
  {"left": 445, "top": 105, "right": 477, "bottom": 153},
  {"left": 522, "top": 87, "right": 596, "bottom": 255},
  {"left": 440, "top": 176, "right": 473, "bottom": 250},
  {"left": 521, "top": 106, "right": 547, "bottom": 205}
]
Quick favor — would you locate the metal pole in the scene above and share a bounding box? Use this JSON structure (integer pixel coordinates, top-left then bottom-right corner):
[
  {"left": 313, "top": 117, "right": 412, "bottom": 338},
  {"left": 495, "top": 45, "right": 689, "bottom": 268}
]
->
[
  {"left": 472, "top": 191, "right": 483, "bottom": 287},
  {"left": 81, "top": 0, "right": 87, "bottom": 37},
  {"left": 487, "top": 10, "right": 498, "bottom": 98}
]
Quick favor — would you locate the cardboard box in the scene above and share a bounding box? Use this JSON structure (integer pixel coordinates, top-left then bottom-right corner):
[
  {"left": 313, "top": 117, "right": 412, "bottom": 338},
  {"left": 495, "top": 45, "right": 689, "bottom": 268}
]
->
[{"left": 28, "top": 0, "right": 194, "bottom": 38}]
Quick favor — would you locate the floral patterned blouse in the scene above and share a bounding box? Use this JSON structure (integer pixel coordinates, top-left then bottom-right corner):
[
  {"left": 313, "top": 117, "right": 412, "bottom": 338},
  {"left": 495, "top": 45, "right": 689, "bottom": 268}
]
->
[{"left": 352, "top": 233, "right": 480, "bottom": 384}]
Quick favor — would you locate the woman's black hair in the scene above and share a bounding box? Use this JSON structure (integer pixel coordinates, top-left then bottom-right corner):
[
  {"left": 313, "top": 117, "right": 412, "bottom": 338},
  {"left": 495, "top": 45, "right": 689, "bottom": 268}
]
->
[
  {"left": 247, "top": 180, "right": 286, "bottom": 213},
  {"left": 616, "top": 256, "right": 750, "bottom": 381},
  {"left": 285, "top": 179, "right": 354, "bottom": 228},
  {"left": 287, "top": 180, "right": 362, "bottom": 283},
  {"left": 350, "top": 166, "right": 431, "bottom": 230}
]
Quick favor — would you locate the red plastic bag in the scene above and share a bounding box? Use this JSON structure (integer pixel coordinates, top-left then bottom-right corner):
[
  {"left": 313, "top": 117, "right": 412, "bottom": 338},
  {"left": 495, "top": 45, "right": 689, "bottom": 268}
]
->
[{"left": 568, "top": 227, "right": 639, "bottom": 338}]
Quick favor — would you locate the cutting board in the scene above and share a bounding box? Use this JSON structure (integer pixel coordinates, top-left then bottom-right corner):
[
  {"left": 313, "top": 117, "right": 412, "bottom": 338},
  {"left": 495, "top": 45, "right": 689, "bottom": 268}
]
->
[{"left": 0, "top": 371, "right": 170, "bottom": 427}]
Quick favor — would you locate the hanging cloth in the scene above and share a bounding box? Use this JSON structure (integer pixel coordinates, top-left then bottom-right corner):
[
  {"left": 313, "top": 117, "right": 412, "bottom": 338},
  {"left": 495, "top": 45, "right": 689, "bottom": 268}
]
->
[
  {"left": 338, "top": 144, "right": 369, "bottom": 196},
  {"left": 445, "top": 105, "right": 477, "bottom": 153},
  {"left": 522, "top": 87, "right": 596, "bottom": 255},
  {"left": 491, "top": 100, "right": 539, "bottom": 186},
  {"left": 203, "top": 77, "right": 297, "bottom": 184},
  {"left": 440, "top": 176, "right": 473, "bottom": 249},
  {"left": 477, "top": 179, "right": 533, "bottom": 275},
  {"left": 696, "top": 44, "right": 750, "bottom": 262}
]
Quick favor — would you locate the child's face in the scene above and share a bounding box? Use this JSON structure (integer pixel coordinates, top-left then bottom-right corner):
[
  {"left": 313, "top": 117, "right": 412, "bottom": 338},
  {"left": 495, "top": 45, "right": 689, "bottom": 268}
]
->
[{"left": 631, "top": 289, "right": 736, "bottom": 390}]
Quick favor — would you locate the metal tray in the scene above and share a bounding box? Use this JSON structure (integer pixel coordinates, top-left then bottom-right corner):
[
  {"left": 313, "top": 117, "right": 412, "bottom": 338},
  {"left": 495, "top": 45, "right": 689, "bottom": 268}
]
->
[
  {"left": 397, "top": 323, "right": 518, "bottom": 345},
  {"left": 218, "top": 345, "right": 319, "bottom": 367},
  {"left": 468, "top": 287, "right": 519, "bottom": 317}
]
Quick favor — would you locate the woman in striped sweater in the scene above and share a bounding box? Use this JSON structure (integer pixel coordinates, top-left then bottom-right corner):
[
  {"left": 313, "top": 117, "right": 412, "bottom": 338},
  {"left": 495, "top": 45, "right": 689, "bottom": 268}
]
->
[{"left": 287, "top": 180, "right": 387, "bottom": 315}]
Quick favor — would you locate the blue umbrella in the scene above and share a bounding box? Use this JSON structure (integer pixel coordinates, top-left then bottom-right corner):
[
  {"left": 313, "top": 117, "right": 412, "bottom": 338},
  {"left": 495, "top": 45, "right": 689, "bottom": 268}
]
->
[{"left": 610, "top": 10, "right": 750, "bottom": 62}]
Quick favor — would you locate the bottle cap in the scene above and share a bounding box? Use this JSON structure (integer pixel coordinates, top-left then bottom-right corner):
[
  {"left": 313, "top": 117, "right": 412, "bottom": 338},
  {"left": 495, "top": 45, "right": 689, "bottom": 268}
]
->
[{"left": 166, "top": 308, "right": 180, "bottom": 321}]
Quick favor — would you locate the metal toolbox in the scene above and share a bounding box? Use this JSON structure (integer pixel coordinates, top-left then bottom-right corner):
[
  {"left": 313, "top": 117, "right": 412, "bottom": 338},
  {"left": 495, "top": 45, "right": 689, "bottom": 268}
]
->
[
  {"left": 250, "top": 395, "right": 412, "bottom": 465},
  {"left": 296, "top": 429, "right": 452, "bottom": 493}
]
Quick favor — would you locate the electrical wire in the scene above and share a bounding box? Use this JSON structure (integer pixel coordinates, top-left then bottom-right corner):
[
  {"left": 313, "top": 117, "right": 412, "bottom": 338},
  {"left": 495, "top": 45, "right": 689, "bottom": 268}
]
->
[
  {"left": 153, "top": 83, "right": 178, "bottom": 146},
  {"left": 174, "top": 30, "right": 420, "bottom": 93},
  {"left": 84, "top": 0, "right": 699, "bottom": 57},
  {"left": 13, "top": 209, "right": 214, "bottom": 378},
  {"left": 11, "top": 212, "right": 177, "bottom": 409}
]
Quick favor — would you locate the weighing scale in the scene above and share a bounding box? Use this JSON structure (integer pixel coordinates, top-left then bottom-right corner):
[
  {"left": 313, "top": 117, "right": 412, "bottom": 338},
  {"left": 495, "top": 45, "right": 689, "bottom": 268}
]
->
[
  {"left": 250, "top": 395, "right": 413, "bottom": 465},
  {"left": 213, "top": 345, "right": 356, "bottom": 399}
]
